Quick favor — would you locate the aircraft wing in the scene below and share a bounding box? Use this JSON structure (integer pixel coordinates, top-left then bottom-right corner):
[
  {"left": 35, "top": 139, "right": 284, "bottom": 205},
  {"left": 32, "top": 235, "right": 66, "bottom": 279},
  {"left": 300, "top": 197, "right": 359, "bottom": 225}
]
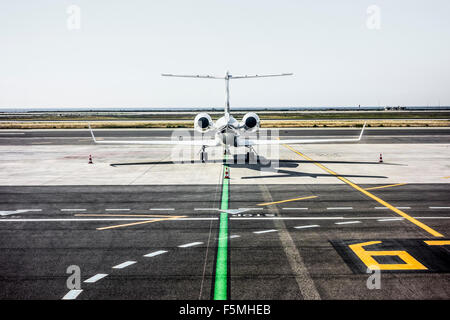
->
[
  {"left": 230, "top": 73, "right": 293, "bottom": 79},
  {"left": 89, "top": 124, "right": 219, "bottom": 147},
  {"left": 238, "top": 123, "right": 366, "bottom": 146}
]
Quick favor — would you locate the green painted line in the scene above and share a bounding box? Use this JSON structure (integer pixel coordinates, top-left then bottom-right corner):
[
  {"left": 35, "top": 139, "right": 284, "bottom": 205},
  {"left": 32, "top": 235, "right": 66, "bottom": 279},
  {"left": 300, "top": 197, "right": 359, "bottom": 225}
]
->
[{"left": 214, "top": 164, "right": 229, "bottom": 300}]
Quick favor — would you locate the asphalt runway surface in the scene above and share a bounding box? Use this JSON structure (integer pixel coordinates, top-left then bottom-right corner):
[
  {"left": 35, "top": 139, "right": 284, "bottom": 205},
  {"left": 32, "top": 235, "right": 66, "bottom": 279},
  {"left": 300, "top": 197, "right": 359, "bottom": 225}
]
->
[
  {"left": 1, "top": 128, "right": 450, "bottom": 145},
  {"left": 0, "top": 128, "right": 449, "bottom": 299}
]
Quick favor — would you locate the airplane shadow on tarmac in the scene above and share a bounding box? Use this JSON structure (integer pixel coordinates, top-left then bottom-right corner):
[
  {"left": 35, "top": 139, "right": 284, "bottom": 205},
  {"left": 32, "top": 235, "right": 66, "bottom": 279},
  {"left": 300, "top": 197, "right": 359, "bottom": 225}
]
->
[{"left": 110, "top": 155, "right": 394, "bottom": 179}]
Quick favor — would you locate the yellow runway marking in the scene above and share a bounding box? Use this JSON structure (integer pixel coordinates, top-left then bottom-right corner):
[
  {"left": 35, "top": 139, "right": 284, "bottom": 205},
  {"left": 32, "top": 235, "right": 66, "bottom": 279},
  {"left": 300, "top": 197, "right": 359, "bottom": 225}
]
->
[
  {"left": 349, "top": 241, "right": 428, "bottom": 270},
  {"left": 364, "top": 183, "right": 407, "bottom": 191},
  {"left": 424, "top": 240, "right": 450, "bottom": 246},
  {"left": 282, "top": 144, "right": 444, "bottom": 238},
  {"left": 257, "top": 195, "right": 318, "bottom": 206},
  {"left": 74, "top": 214, "right": 186, "bottom": 230}
]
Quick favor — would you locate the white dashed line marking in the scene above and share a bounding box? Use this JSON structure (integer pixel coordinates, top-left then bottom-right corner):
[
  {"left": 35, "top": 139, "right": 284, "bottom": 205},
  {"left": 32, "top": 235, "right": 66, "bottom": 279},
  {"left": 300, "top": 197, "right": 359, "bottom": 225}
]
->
[
  {"left": 0, "top": 209, "right": 42, "bottom": 216},
  {"left": 150, "top": 208, "right": 174, "bottom": 211},
  {"left": 84, "top": 273, "right": 108, "bottom": 283},
  {"left": 61, "top": 209, "right": 86, "bottom": 212},
  {"left": 294, "top": 224, "right": 320, "bottom": 229},
  {"left": 429, "top": 207, "right": 450, "bottom": 209},
  {"left": 0, "top": 132, "right": 25, "bottom": 135},
  {"left": 230, "top": 235, "right": 241, "bottom": 239},
  {"left": 335, "top": 221, "right": 361, "bottom": 225},
  {"left": 253, "top": 229, "right": 277, "bottom": 234},
  {"left": 106, "top": 208, "right": 130, "bottom": 211},
  {"left": 144, "top": 250, "right": 168, "bottom": 257},
  {"left": 282, "top": 208, "right": 308, "bottom": 210},
  {"left": 112, "top": 261, "right": 136, "bottom": 269},
  {"left": 327, "top": 207, "right": 353, "bottom": 210},
  {"left": 377, "top": 218, "right": 404, "bottom": 222},
  {"left": 178, "top": 242, "right": 203, "bottom": 248},
  {"left": 62, "top": 289, "right": 83, "bottom": 300}
]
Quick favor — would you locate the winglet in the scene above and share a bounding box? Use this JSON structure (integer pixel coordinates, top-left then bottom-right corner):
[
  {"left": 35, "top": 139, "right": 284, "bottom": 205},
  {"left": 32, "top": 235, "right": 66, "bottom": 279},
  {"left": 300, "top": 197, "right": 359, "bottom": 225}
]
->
[
  {"left": 358, "top": 122, "right": 366, "bottom": 140},
  {"left": 88, "top": 123, "right": 97, "bottom": 143}
]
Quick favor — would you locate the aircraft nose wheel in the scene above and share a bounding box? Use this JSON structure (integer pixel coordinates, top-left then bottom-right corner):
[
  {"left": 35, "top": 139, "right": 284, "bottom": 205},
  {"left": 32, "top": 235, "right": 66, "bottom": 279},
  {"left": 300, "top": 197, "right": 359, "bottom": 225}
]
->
[
  {"left": 245, "top": 151, "right": 257, "bottom": 163},
  {"left": 199, "top": 145, "right": 208, "bottom": 163}
]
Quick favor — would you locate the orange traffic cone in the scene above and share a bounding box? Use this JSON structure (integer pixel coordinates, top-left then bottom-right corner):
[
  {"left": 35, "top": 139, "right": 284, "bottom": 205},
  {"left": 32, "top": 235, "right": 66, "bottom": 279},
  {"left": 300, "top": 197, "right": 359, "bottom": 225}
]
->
[
  {"left": 88, "top": 155, "right": 93, "bottom": 164},
  {"left": 379, "top": 153, "right": 383, "bottom": 163}
]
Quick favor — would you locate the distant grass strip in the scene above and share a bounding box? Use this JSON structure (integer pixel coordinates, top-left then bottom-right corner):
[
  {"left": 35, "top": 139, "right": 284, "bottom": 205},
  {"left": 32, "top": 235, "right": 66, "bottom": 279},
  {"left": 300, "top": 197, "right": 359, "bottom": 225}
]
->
[{"left": 1, "top": 119, "right": 449, "bottom": 129}]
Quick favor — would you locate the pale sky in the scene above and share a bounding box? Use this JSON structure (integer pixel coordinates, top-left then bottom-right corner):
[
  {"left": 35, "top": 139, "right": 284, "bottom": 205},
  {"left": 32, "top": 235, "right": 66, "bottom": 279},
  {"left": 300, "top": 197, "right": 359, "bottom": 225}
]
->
[{"left": 1, "top": 0, "right": 449, "bottom": 109}]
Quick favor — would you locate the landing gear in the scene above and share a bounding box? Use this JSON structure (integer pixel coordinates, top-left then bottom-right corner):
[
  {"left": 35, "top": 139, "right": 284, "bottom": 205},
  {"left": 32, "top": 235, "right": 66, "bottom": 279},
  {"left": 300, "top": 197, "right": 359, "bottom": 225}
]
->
[
  {"left": 200, "top": 146, "right": 208, "bottom": 163},
  {"left": 245, "top": 147, "right": 258, "bottom": 163}
]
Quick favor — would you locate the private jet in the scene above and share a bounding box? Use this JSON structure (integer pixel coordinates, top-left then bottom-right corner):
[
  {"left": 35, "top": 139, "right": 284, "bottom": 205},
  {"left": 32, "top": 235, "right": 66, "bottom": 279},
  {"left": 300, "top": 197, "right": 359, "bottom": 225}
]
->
[{"left": 89, "top": 72, "right": 365, "bottom": 162}]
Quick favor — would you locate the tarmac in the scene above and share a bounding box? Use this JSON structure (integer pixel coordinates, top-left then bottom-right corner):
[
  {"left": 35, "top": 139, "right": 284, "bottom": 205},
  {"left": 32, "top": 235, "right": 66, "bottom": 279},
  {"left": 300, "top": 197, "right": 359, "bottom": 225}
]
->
[{"left": 0, "top": 127, "right": 449, "bottom": 299}]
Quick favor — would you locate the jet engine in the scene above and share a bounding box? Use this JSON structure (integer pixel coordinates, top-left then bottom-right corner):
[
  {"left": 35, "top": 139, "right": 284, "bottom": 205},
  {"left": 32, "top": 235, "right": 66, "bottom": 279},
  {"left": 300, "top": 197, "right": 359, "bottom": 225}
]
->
[
  {"left": 194, "top": 113, "right": 214, "bottom": 132},
  {"left": 240, "top": 112, "right": 260, "bottom": 132}
]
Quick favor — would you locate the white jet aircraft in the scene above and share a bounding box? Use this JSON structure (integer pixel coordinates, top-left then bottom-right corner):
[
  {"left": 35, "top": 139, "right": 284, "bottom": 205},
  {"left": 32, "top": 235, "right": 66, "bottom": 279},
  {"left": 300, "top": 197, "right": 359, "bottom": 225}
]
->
[{"left": 89, "top": 71, "right": 365, "bottom": 162}]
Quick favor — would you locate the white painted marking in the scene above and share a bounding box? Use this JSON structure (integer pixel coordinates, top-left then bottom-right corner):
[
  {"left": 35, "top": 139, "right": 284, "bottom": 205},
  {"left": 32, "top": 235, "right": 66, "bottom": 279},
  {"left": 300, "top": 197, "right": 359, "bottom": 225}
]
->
[
  {"left": 112, "top": 261, "right": 136, "bottom": 269},
  {"left": 150, "top": 208, "right": 174, "bottom": 211},
  {"left": 0, "top": 218, "right": 204, "bottom": 222},
  {"left": 220, "top": 208, "right": 253, "bottom": 215},
  {"left": 195, "top": 207, "right": 261, "bottom": 214},
  {"left": 144, "top": 250, "right": 168, "bottom": 257},
  {"left": 84, "top": 273, "right": 108, "bottom": 283},
  {"left": 3, "top": 216, "right": 450, "bottom": 223},
  {"left": 231, "top": 217, "right": 344, "bottom": 220},
  {"left": 0, "top": 132, "right": 25, "bottom": 135},
  {"left": 60, "top": 208, "right": 86, "bottom": 212},
  {"left": 282, "top": 208, "right": 308, "bottom": 210},
  {"left": 178, "top": 242, "right": 203, "bottom": 248},
  {"left": 106, "top": 208, "right": 130, "bottom": 211},
  {"left": 396, "top": 207, "right": 411, "bottom": 209},
  {"left": 429, "top": 207, "right": 450, "bottom": 209},
  {"left": 62, "top": 289, "right": 83, "bottom": 300},
  {"left": 253, "top": 229, "right": 278, "bottom": 234},
  {"left": 335, "top": 221, "right": 361, "bottom": 225},
  {"left": 327, "top": 207, "right": 353, "bottom": 210},
  {"left": 230, "top": 235, "right": 241, "bottom": 239},
  {"left": 0, "top": 209, "right": 42, "bottom": 216},
  {"left": 294, "top": 225, "right": 320, "bottom": 229},
  {"left": 377, "top": 218, "right": 404, "bottom": 222}
]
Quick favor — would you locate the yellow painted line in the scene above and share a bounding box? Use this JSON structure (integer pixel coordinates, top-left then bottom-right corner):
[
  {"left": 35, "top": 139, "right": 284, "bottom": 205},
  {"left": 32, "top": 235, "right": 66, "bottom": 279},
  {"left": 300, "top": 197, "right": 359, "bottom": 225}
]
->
[
  {"left": 76, "top": 214, "right": 187, "bottom": 231},
  {"left": 257, "top": 195, "right": 318, "bottom": 206},
  {"left": 364, "top": 183, "right": 407, "bottom": 191},
  {"left": 96, "top": 218, "right": 174, "bottom": 230},
  {"left": 282, "top": 143, "right": 444, "bottom": 238},
  {"left": 424, "top": 240, "right": 450, "bottom": 246},
  {"left": 443, "top": 176, "right": 450, "bottom": 179}
]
